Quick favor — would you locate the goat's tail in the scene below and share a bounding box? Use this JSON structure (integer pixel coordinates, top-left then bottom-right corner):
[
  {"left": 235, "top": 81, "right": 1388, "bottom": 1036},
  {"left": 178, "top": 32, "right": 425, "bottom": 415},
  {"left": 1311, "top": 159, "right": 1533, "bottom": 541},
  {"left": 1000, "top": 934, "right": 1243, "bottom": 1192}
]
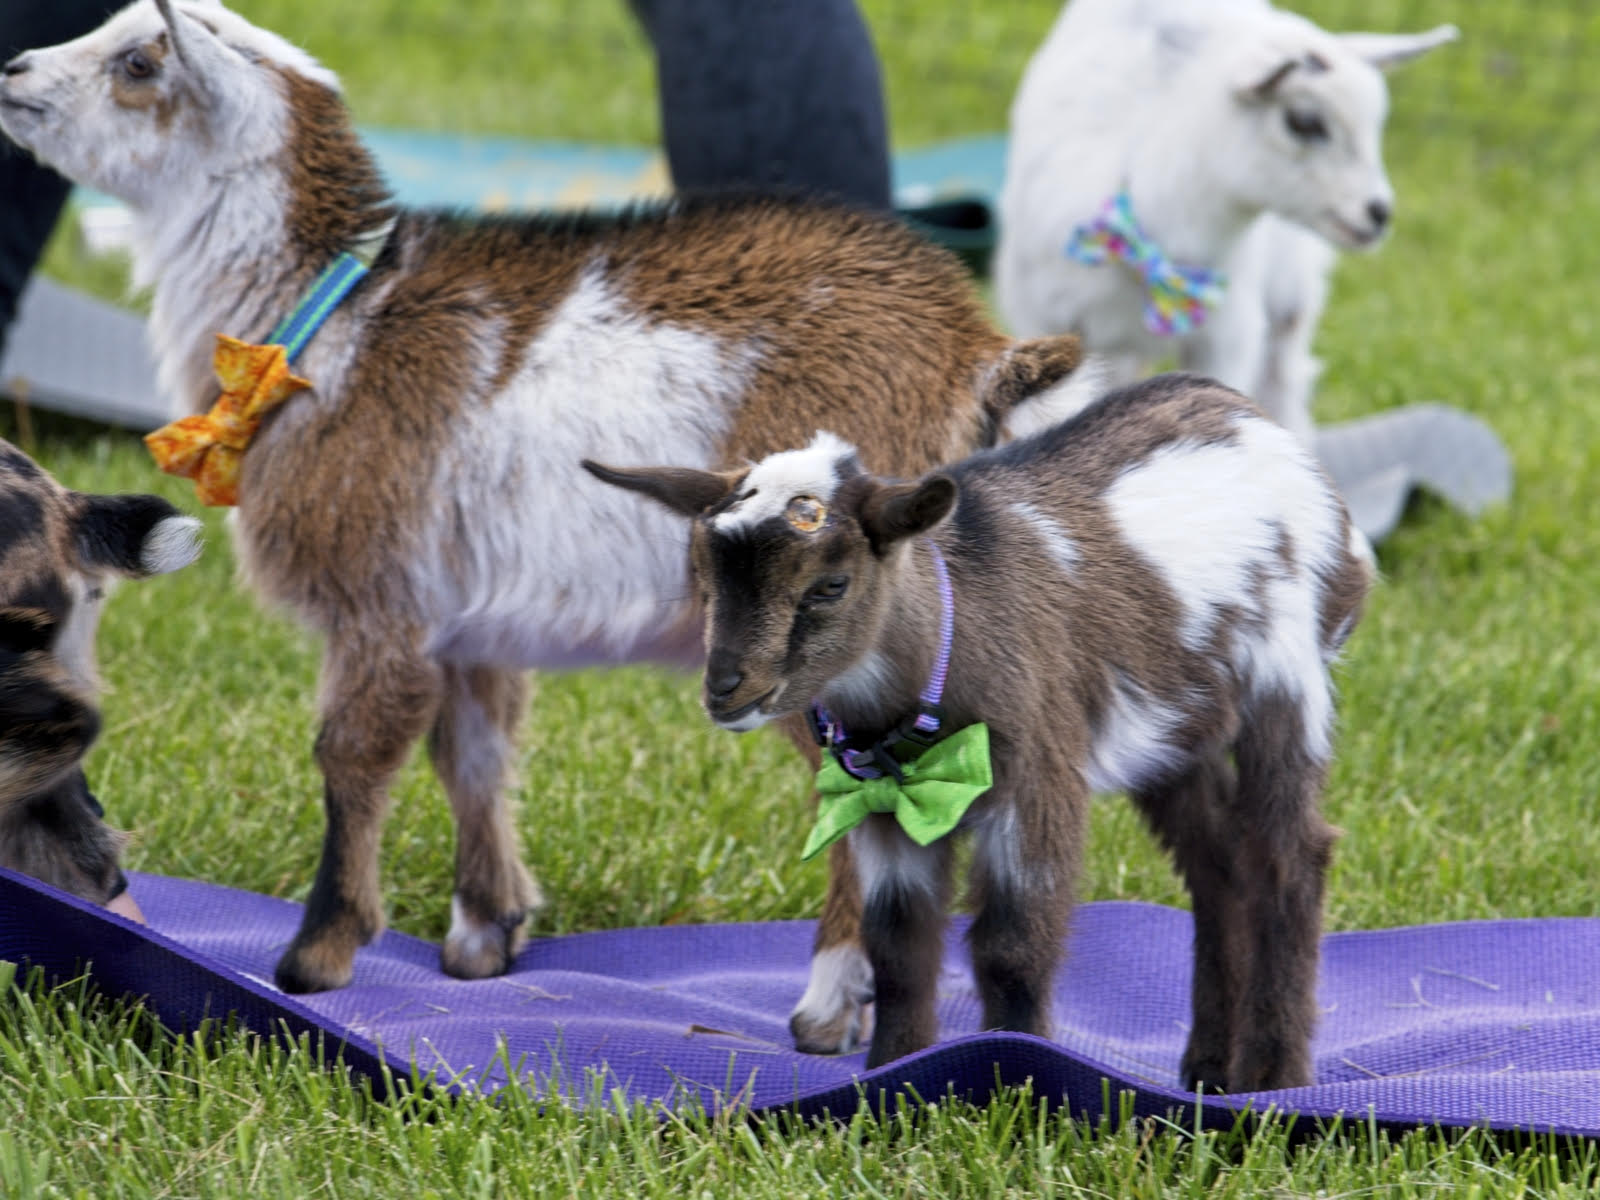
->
[{"left": 977, "top": 334, "right": 1110, "bottom": 445}]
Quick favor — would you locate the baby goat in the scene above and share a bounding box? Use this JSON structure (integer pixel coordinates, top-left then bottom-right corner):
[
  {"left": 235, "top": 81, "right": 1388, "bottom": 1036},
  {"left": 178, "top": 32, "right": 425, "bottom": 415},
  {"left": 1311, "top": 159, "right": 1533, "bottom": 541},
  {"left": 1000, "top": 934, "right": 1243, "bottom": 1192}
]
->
[
  {"left": 0, "top": 0, "right": 1087, "bottom": 996},
  {"left": 588, "top": 373, "right": 1372, "bottom": 1089},
  {"left": 1, "top": 438, "right": 200, "bottom": 916},
  {"left": 997, "top": 0, "right": 1455, "bottom": 444}
]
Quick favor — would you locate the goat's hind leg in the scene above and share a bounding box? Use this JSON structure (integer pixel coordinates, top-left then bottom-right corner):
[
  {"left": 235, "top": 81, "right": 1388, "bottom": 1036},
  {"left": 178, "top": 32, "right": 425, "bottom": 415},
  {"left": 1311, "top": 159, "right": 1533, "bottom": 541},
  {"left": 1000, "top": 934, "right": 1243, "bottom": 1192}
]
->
[
  {"left": 1228, "top": 693, "right": 1338, "bottom": 1091},
  {"left": 1132, "top": 748, "right": 1246, "bottom": 1093},
  {"left": 275, "top": 637, "right": 442, "bottom": 994},
  {"left": 431, "top": 663, "right": 541, "bottom": 979}
]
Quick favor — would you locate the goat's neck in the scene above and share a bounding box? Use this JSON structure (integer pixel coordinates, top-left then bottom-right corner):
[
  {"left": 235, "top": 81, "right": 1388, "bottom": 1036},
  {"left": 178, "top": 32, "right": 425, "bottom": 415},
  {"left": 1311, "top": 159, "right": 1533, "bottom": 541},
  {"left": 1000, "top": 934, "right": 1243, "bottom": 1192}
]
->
[
  {"left": 818, "top": 546, "right": 946, "bottom": 743},
  {"left": 135, "top": 176, "right": 310, "bottom": 417},
  {"left": 1125, "top": 113, "right": 1260, "bottom": 265}
]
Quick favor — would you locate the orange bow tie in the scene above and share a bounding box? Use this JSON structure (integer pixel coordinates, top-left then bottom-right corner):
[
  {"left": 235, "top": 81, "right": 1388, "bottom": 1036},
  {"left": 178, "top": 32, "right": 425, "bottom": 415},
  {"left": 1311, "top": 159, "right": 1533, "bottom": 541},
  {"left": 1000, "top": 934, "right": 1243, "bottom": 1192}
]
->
[{"left": 144, "top": 334, "right": 311, "bottom": 507}]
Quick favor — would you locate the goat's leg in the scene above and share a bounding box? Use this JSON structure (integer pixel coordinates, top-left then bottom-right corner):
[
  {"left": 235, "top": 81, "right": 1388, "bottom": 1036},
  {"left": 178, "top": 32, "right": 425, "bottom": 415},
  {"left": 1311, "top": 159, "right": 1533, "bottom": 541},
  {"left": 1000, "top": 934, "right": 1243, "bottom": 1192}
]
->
[
  {"left": 779, "top": 716, "right": 874, "bottom": 1055},
  {"left": 1251, "top": 220, "right": 1335, "bottom": 447},
  {"left": 1132, "top": 748, "right": 1246, "bottom": 1092},
  {"left": 1227, "top": 694, "right": 1338, "bottom": 1091},
  {"left": 966, "top": 771, "right": 1083, "bottom": 1040},
  {"left": 275, "top": 637, "right": 442, "bottom": 994},
  {"left": 853, "top": 814, "right": 952, "bottom": 1068},
  {"left": 430, "top": 663, "right": 541, "bottom": 980}
]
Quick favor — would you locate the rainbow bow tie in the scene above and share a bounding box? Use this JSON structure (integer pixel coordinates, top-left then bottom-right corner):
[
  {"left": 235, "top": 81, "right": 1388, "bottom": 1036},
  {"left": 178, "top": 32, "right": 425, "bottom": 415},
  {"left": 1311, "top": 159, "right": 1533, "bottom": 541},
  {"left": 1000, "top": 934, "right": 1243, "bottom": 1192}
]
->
[
  {"left": 1064, "top": 191, "right": 1226, "bottom": 337},
  {"left": 801, "top": 722, "right": 993, "bottom": 861}
]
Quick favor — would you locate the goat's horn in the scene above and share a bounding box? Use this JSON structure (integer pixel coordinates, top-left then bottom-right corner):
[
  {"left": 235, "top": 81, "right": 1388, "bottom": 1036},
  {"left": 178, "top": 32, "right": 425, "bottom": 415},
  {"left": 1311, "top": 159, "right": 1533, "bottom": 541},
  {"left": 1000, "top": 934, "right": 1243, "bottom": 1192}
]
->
[{"left": 153, "top": 0, "right": 194, "bottom": 69}]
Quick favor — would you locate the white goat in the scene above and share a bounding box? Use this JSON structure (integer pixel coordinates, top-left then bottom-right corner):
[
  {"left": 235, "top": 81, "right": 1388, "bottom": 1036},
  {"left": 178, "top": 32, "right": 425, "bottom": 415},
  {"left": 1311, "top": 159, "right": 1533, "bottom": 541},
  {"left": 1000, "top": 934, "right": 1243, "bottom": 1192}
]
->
[
  {"left": 0, "top": 0, "right": 1088, "bottom": 1001},
  {"left": 996, "top": 0, "right": 1456, "bottom": 444},
  {"left": 588, "top": 372, "right": 1372, "bottom": 1088}
]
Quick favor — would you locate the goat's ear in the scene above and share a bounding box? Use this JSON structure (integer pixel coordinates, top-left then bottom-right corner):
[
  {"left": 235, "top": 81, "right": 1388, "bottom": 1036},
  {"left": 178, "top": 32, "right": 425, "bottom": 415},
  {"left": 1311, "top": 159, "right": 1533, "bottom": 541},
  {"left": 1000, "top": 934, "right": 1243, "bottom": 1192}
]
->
[
  {"left": 73, "top": 494, "right": 202, "bottom": 578},
  {"left": 154, "top": 0, "right": 242, "bottom": 103},
  {"left": 581, "top": 460, "right": 739, "bottom": 518},
  {"left": 1337, "top": 25, "right": 1459, "bottom": 71},
  {"left": 1232, "top": 47, "right": 1304, "bottom": 100},
  {"left": 858, "top": 475, "right": 957, "bottom": 553}
]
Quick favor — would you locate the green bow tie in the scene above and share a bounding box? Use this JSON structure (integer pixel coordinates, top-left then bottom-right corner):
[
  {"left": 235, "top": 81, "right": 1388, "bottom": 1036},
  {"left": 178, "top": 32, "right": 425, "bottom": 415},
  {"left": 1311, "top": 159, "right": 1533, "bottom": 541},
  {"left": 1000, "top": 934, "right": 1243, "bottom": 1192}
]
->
[{"left": 801, "top": 722, "right": 994, "bottom": 861}]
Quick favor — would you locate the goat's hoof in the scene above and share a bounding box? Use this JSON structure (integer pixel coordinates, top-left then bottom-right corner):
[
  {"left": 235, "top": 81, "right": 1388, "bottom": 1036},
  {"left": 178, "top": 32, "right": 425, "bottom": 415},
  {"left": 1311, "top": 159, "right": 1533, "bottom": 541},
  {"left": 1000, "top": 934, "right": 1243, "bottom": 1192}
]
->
[
  {"left": 275, "top": 941, "right": 355, "bottom": 994},
  {"left": 790, "top": 999, "right": 872, "bottom": 1055},
  {"left": 1181, "top": 1051, "right": 1232, "bottom": 1095},
  {"left": 789, "top": 942, "right": 875, "bottom": 1054},
  {"left": 442, "top": 908, "right": 528, "bottom": 980}
]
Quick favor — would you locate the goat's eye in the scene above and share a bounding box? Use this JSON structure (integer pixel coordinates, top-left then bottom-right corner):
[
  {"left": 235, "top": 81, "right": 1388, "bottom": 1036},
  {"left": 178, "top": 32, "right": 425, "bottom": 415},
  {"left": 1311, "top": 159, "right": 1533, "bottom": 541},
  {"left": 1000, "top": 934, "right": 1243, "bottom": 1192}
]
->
[
  {"left": 802, "top": 575, "right": 849, "bottom": 607},
  {"left": 122, "top": 49, "right": 156, "bottom": 81},
  {"left": 1284, "top": 107, "right": 1329, "bottom": 142}
]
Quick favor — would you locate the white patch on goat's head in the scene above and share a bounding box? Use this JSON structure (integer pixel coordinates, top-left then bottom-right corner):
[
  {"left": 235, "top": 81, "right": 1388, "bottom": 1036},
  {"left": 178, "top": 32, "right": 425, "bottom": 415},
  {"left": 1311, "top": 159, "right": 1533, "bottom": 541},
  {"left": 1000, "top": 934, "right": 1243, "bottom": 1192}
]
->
[
  {"left": 1218, "top": 13, "right": 1450, "bottom": 252},
  {"left": 0, "top": 1, "right": 333, "bottom": 210},
  {"left": 710, "top": 431, "right": 857, "bottom": 534}
]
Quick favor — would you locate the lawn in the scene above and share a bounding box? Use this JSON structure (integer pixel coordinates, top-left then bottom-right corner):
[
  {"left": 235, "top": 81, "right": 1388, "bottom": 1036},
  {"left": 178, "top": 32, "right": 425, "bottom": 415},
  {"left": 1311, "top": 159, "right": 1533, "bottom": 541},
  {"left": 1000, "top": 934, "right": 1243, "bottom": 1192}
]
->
[{"left": 5, "top": 0, "right": 1600, "bottom": 1195}]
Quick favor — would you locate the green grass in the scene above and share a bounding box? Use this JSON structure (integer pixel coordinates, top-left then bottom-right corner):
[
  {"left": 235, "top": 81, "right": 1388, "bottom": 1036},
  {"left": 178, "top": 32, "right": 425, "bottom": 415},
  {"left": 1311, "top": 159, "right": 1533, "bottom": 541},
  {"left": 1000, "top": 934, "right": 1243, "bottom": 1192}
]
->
[{"left": 7, "top": 0, "right": 1600, "bottom": 1194}]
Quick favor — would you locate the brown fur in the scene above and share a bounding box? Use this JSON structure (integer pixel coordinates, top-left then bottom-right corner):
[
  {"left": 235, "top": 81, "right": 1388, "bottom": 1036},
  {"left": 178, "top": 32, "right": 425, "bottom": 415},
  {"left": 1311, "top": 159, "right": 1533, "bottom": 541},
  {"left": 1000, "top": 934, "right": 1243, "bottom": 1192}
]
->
[
  {"left": 151, "top": 69, "right": 1089, "bottom": 995},
  {"left": 590, "top": 375, "right": 1371, "bottom": 1084},
  {"left": 0, "top": 439, "right": 198, "bottom": 904}
]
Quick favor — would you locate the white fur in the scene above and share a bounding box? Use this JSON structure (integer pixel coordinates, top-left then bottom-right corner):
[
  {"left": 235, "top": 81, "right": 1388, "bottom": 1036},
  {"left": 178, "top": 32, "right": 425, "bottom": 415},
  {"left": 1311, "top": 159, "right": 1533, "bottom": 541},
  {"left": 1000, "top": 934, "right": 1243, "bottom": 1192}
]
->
[
  {"left": 447, "top": 895, "right": 502, "bottom": 967},
  {"left": 711, "top": 430, "right": 854, "bottom": 534},
  {"left": 140, "top": 515, "right": 204, "bottom": 575},
  {"left": 996, "top": 0, "right": 1454, "bottom": 443},
  {"left": 1105, "top": 413, "right": 1345, "bottom": 760},
  {"left": 1083, "top": 675, "right": 1188, "bottom": 795},
  {"left": 820, "top": 649, "right": 895, "bottom": 716},
  {"left": 425, "top": 265, "right": 752, "bottom": 669},
  {"left": 851, "top": 818, "right": 943, "bottom": 900},
  {"left": 51, "top": 577, "right": 105, "bottom": 696},
  {"left": 1009, "top": 501, "right": 1080, "bottom": 576},
  {"left": 790, "top": 943, "right": 875, "bottom": 1052}
]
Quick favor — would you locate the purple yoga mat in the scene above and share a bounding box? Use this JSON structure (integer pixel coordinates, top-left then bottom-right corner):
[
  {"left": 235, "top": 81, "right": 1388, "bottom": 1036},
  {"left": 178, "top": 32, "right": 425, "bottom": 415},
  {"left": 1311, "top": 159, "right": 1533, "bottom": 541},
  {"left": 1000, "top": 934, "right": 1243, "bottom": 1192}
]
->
[{"left": 3, "top": 867, "right": 1600, "bottom": 1136}]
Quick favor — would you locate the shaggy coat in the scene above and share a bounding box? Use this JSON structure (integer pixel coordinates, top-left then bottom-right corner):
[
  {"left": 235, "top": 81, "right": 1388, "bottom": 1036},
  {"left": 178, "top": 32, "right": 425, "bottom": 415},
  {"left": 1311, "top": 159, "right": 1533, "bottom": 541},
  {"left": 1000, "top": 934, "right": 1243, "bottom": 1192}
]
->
[
  {"left": 589, "top": 373, "right": 1372, "bottom": 1088},
  {"left": 0, "top": 438, "right": 200, "bottom": 903},
  {"left": 996, "top": 0, "right": 1454, "bottom": 444},
  {"left": 0, "top": 0, "right": 1087, "bottom": 1000}
]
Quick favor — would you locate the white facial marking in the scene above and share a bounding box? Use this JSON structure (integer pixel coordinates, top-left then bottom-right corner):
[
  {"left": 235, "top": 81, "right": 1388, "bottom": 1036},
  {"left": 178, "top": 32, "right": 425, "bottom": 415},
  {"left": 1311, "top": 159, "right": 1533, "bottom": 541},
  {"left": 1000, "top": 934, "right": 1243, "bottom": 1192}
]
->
[
  {"left": 1105, "top": 414, "right": 1344, "bottom": 765},
  {"left": 1084, "top": 675, "right": 1187, "bottom": 795},
  {"left": 140, "top": 515, "right": 203, "bottom": 575},
  {"left": 714, "top": 707, "right": 773, "bottom": 734},
  {"left": 1010, "top": 500, "right": 1079, "bottom": 576},
  {"left": 51, "top": 575, "right": 105, "bottom": 695},
  {"left": 711, "top": 431, "right": 856, "bottom": 534},
  {"left": 790, "top": 943, "right": 874, "bottom": 1052},
  {"left": 424, "top": 265, "right": 750, "bottom": 670}
]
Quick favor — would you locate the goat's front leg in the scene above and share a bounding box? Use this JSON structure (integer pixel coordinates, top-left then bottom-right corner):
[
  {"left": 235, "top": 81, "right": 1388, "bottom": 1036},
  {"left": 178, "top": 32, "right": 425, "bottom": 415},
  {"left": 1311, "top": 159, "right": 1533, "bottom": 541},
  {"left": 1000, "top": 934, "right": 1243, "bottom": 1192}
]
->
[
  {"left": 852, "top": 814, "right": 952, "bottom": 1069},
  {"left": 430, "top": 663, "right": 541, "bottom": 980},
  {"left": 275, "top": 636, "right": 442, "bottom": 994},
  {"left": 967, "top": 765, "right": 1083, "bottom": 1039},
  {"left": 781, "top": 718, "right": 875, "bottom": 1054}
]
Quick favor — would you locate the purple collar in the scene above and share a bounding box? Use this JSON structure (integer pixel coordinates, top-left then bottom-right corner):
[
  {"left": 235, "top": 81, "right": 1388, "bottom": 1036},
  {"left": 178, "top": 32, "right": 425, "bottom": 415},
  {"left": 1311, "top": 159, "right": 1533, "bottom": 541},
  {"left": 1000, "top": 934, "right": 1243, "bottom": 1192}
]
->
[{"left": 807, "top": 540, "right": 954, "bottom": 782}]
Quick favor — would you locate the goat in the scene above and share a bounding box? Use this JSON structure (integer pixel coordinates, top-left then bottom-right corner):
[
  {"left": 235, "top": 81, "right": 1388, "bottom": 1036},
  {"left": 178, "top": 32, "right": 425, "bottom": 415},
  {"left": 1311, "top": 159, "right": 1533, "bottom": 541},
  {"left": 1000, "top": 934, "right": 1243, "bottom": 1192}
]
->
[
  {"left": 586, "top": 372, "right": 1372, "bottom": 1088},
  {"left": 0, "top": 0, "right": 1089, "bottom": 1000},
  {"left": 996, "top": 0, "right": 1455, "bottom": 445},
  {"left": 0, "top": 437, "right": 201, "bottom": 919}
]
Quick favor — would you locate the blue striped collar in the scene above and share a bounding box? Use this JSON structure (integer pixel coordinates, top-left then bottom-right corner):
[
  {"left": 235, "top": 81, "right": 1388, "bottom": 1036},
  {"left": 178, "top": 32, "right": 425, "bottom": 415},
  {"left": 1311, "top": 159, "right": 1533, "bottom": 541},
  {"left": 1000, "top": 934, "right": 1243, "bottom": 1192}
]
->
[{"left": 268, "top": 217, "right": 395, "bottom": 362}]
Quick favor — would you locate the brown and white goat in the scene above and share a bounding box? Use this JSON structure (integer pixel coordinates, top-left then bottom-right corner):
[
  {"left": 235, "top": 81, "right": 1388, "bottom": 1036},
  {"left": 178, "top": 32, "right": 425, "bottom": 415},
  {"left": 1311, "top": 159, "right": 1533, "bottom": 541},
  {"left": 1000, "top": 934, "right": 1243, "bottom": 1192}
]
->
[
  {"left": 587, "top": 373, "right": 1372, "bottom": 1089},
  {"left": 0, "top": 438, "right": 201, "bottom": 918},
  {"left": 0, "top": 0, "right": 1088, "bottom": 998}
]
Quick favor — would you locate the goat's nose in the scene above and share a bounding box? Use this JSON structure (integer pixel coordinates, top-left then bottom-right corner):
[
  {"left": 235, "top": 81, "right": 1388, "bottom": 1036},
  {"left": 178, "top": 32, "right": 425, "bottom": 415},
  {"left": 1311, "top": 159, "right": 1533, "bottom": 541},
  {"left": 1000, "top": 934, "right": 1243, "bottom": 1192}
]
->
[
  {"left": 2, "top": 53, "right": 31, "bottom": 77},
  {"left": 1366, "top": 199, "right": 1392, "bottom": 230},
  {"left": 705, "top": 663, "right": 744, "bottom": 704}
]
